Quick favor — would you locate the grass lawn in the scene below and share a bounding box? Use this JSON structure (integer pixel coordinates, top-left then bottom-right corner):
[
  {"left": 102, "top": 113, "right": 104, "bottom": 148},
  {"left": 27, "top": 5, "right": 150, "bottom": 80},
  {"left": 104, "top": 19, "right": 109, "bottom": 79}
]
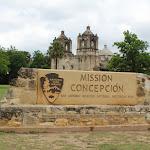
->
[
  {"left": 0, "top": 85, "right": 10, "bottom": 100},
  {"left": 0, "top": 131, "right": 150, "bottom": 150}
]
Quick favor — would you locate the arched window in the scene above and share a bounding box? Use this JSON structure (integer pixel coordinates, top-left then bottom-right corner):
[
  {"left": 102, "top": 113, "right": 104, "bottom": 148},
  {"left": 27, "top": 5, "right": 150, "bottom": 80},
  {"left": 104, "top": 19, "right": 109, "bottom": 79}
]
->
[
  {"left": 82, "top": 40, "right": 84, "bottom": 47},
  {"left": 91, "top": 40, "right": 94, "bottom": 48},
  {"left": 71, "top": 65, "right": 73, "bottom": 69},
  {"left": 105, "top": 55, "right": 108, "bottom": 61},
  {"left": 65, "top": 44, "right": 67, "bottom": 51}
]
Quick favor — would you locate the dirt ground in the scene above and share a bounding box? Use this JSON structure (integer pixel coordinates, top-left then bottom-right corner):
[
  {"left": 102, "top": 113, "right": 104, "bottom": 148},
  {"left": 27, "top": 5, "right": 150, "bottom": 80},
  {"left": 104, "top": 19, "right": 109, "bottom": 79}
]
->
[{"left": 0, "top": 130, "right": 150, "bottom": 150}]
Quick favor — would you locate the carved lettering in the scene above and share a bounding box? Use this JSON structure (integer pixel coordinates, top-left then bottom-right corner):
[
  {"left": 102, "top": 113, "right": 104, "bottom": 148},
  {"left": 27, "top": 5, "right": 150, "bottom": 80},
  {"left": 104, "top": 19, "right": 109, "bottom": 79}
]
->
[{"left": 80, "top": 74, "right": 113, "bottom": 82}]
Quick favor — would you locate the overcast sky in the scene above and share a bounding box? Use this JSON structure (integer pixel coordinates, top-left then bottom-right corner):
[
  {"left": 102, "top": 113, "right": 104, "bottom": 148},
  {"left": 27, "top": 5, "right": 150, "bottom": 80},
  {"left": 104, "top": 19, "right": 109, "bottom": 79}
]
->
[{"left": 0, "top": 0, "right": 150, "bottom": 55}]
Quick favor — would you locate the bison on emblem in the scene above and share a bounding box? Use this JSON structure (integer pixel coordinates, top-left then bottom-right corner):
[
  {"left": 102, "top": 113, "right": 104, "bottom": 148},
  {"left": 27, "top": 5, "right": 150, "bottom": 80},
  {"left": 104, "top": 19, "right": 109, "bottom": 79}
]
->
[{"left": 40, "top": 73, "right": 63, "bottom": 103}]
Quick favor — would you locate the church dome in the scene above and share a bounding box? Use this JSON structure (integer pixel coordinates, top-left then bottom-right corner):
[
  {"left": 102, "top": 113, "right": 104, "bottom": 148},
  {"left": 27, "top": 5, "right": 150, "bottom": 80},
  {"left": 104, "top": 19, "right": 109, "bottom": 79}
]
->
[
  {"left": 82, "top": 26, "right": 94, "bottom": 36},
  {"left": 99, "top": 45, "right": 114, "bottom": 56},
  {"left": 57, "top": 31, "right": 68, "bottom": 40}
]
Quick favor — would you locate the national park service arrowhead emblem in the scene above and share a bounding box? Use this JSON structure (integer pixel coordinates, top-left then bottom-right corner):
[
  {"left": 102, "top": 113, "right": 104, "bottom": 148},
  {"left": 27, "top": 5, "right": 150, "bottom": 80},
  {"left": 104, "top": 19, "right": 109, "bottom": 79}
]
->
[{"left": 41, "top": 73, "right": 64, "bottom": 103}]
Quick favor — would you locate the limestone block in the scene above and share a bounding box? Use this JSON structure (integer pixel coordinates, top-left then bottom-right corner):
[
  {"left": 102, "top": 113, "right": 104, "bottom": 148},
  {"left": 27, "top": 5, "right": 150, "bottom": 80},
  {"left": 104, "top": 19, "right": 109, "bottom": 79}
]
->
[
  {"left": 78, "top": 118, "right": 94, "bottom": 126},
  {"left": 39, "top": 117, "right": 55, "bottom": 123},
  {"left": 142, "top": 78, "right": 145, "bottom": 82},
  {"left": 79, "top": 118, "right": 89, "bottom": 122},
  {"left": 67, "top": 111, "right": 77, "bottom": 114},
  {"left": 55, "top": 118, "right": 68, "bottom": 126},
  {"left": 137, "top": 86, "right": 145, "bottom": 97},
  {"left": 138, "top": 118, "right": 147, "bottom": 124},
  {"left": 19, "top": 91, "right": 36, "bottom": 104},
  {"left": 80, "top": 109, "right": 87, "bottom": 114},
  {"left": 134, "top": 106, "right": 143, "bottom": 112},
  {"left": 10, "top": 98, "right": 20, "bottom": 105},
  {"left": 108, "top": 121, "right": 120, "bottom": 125},
  {"left": 94, "top": 118, "right": 103, "bottom": 125},
  {"left": 9, "top": 115, "right": 22, "bottom": 122},
  {"left": 100, "top": 106, "right": 116, "bottom": 112},
  {"left": 144, "top": 107, "right": 150, "bottom": 112},
  {"left": 28, "top": 80, "right": 36, "bottom": 90},
  {"left": 137, "top": 73, "right": 144, "bottom": 78},
  {"left": 56, "top": 111, "right": 66, "bottom": 114},
  {"left": 137, "top": 80, "right": 140, "bottom": 85},
  {"left": 144, "top": 100, "right": 150, "bottom": 105},
  {"left": 107, "top": 112, "right": 120, "bottom": 115},
  {"left": 5, "top": 88, "right": 15, "bottom": 99},
  {"left": 16, "top": 79, "right": 27, "bottom": 87},
  {"left": 10, "top": 78, "right": 27, "bottom": 87},
  {"left": 0, "top": 97, "right": 7, "bottom": 104},
  {"left": 18, "top": 68, "right": 37, "bottom": 79},
  {"left": 94, "top": 108, "right": 100, "bottom": 114},
  {"left": 46, "top": 108, "right": 53, "bottom": 114},
  {"left": 22, "top": 106, "right": 46, "bottom": 113},
  {"left": 101, "top": 119, "right": 108, "bottom": 125},
  {"left": 147, "top": 76, "right": 150, "bottom": 80},
  {"left": 146, "top": 113, "right": 150, "bottom": 123},
  {"left": 8, "top": 121, "right": 22, "bottom": 127},
  {"left": 145, "top": 79, "right": 150, "bottom": 91},
  {"left": 88, "top": 109, "right": 95, "bottom": 114},
  {"left": 147, "top": 91, "right": 150, "bottom": 98},
  {"left": 86, "top": 121, "right": 95, "bottom": 126},
  {"left": 40, "top": 122, "right": 54, "bottom": 126},
  {"left": 128, "top": 118, "right": 138, "bottom": 124},
  {"left": 116, "top": 107, "right": 126, "bottom": 113},
  {"left": 51, "top": 107, "right": 65, "bottom": 113},
  {"left": 68, "top": 118, "right": 79, "bottom": 126},
  {"left": 120, "top": 118, "right": 127, "bottom": 124},
  {"left": 10, "top": 78, "right": 18, "bottom": 86},
  {"left": 0, "top": 118, "right": 9, "bottom": 126},
  {"left": 3, "top": 88, "right": 25, "bottom": 103},
  {"left": 94, "top": 118, "right": 108, "bottom": 125},
  {"left": 23, "top": 113, "right": 39, "bottom": 126}
]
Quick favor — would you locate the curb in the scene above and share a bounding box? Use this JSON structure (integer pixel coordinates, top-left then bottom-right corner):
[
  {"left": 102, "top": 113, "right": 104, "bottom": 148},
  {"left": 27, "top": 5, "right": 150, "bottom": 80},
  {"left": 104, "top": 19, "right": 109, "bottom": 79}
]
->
[{"left": 0, "top": 124, "right": 150, "bottom": 133}]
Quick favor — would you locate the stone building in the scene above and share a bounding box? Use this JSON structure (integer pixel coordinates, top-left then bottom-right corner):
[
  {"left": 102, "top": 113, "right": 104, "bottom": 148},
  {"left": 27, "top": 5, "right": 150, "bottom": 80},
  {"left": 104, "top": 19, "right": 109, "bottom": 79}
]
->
[{"left": 51, "top": 26, "right": 114, "bottom": 70}]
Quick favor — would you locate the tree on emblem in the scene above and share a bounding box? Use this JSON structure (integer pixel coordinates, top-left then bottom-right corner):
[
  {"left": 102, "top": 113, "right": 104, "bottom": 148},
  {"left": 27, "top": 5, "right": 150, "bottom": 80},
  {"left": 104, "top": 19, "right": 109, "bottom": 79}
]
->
[{"left": 41, "top": 73, "right": 63, "bottom": 103}]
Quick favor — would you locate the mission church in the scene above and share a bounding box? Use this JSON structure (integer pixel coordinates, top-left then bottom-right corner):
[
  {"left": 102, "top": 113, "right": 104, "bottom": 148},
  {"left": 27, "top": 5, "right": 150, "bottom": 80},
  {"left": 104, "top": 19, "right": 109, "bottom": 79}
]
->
[{"left": 51, "top": 26, "right": 114, "bottom": 71}]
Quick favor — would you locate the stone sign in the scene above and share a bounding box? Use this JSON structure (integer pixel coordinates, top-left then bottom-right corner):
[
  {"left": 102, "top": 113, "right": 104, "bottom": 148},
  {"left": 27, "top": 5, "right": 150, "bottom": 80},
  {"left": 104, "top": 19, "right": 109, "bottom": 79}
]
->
[{"left": 37, "top": 69, "right": 137, "bottom": 105}]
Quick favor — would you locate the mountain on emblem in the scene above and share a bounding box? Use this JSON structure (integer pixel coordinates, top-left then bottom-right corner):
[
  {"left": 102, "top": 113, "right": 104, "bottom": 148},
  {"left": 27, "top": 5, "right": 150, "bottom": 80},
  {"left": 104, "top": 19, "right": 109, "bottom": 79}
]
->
[{"left": 41, "top": 73, "right": 64, "bottom": 103}]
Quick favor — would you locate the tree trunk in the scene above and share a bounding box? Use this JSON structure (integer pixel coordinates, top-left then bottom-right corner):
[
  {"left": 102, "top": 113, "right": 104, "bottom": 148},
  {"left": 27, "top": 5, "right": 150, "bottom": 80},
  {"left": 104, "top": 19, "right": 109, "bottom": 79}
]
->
[{"left": 56, "top": 58, "right": 57, "bottom": 69}]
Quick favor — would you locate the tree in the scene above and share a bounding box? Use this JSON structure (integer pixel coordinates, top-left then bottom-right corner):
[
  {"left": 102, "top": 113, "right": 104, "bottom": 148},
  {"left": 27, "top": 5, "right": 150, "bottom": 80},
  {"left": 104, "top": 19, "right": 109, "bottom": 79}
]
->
[
  {"left": 48, "top": 41, "right": 65, "bottom": 69},
  {"left": 107, "top": 30, "right": 150, "bottom": 73},
  {"left": 29, "top": 50, "right": 50, "bottom": 69},
  {"left": 6, "top": 46, "right": 29, "bottom": 80},
  {"left": 0, "top": 47, "right": 10, "bottom": 75},
  {"left": 22, "top": 51, "right": 31, "bottom": 64}
]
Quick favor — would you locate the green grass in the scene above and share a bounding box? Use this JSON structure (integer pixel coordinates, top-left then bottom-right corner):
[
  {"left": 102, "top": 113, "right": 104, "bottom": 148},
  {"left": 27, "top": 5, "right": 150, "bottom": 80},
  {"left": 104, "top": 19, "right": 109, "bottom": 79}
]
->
[
  {"left": 0, "top": 131, "right": 150, "bottom": 150},
  {"left": 60, "top": 135, "right": 69, "bottom": 139},
  {"left": 97, "top": 143, "right": 150, "bottom": 150},
  {"left": 74, "top": 134, "right": 82, "bottom": 139},
  {"left": 0, "top": 85, "right": 10, "bottom": 100},
  {"left": 28, "top": 131, "right": 40, "bottom": 134},
  {"left": 0, "top": 130, "right": 15, "bottom": 134}
]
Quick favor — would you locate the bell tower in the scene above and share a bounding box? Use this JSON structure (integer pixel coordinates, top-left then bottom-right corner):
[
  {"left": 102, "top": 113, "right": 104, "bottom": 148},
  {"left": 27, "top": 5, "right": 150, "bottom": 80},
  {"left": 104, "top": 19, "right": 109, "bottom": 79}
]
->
[
  {"left": 77, "top": 26, "right": 98, "bottom": 55},
  {"left": 53, "top": 31, "right": 72, "bottom": 53}
]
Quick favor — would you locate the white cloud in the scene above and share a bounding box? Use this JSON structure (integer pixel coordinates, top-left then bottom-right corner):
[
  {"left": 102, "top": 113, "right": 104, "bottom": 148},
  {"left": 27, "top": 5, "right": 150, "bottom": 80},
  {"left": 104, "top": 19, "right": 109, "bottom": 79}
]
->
[
  {"left": 0, "top": 0, "right": 150, "bottom": 54},
  {"left": 118, "top": 24, "right": 131, "bottom": 32}
]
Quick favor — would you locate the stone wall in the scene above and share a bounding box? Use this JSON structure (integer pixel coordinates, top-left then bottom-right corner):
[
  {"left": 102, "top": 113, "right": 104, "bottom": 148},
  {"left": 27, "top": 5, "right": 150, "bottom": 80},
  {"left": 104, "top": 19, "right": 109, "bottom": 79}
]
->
[
  {"left": 1, "top": 68, "right": 38, "bottom": 105},
  {"left": 1, "top": 68, "right": 150, "bottom": 128},
  {"left": 137, "top": 73, "right": 150, "bottom": 105},
  {"left": 0, "top": 105, "right": 150, "bottom": 127}
]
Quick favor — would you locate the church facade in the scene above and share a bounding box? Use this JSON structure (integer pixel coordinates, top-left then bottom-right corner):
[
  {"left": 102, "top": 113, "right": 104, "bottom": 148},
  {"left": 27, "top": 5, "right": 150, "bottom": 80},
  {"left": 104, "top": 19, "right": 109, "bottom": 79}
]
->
[{"left": 51, "top": 26, "right": 114, "bottom": 71}]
